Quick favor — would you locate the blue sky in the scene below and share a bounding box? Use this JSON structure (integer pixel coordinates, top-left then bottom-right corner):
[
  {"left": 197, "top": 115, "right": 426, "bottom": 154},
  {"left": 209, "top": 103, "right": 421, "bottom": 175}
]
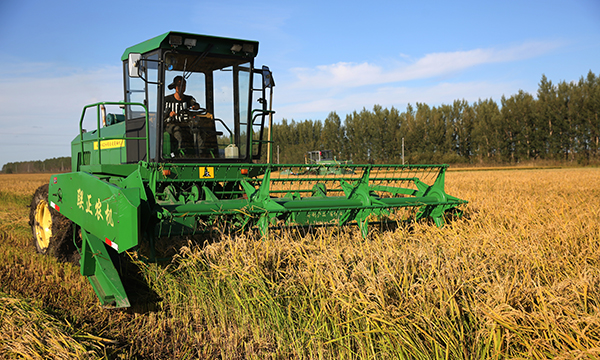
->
[{"left": 0, "top": 0, "right": 599, "bottom": 168}]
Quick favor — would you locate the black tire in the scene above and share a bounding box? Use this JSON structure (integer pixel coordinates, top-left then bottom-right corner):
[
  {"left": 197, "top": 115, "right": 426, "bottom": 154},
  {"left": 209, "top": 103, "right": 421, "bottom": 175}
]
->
[{"left": 29, "top": 184, "right": 79, "bottom": 263}]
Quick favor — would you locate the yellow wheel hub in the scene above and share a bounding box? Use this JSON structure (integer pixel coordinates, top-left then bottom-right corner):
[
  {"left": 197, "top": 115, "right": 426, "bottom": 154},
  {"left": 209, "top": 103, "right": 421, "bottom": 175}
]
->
[{"left": 34, "top": 200, "right": 52, "bottom": 251}]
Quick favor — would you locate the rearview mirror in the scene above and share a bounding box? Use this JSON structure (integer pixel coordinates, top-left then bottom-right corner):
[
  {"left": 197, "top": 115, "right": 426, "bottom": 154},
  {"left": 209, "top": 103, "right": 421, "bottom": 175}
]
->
[
  {"left": 262, "top": 65, "right": 275, "bottom": 88},
  {"left": 128, "top": 53, "right": 142, "bottom": 78}
]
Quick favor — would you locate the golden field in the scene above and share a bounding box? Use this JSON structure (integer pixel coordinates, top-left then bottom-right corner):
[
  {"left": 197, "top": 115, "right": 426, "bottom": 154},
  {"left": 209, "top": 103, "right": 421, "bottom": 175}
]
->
[{"left": 0, "top": 168, "right": 599, "bottom": 359}]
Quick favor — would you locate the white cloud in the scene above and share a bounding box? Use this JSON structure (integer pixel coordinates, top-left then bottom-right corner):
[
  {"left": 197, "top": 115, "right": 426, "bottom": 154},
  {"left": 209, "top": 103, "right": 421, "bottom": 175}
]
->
[{"left": 287, "top": 41, "right": 561, "bottom": 90}]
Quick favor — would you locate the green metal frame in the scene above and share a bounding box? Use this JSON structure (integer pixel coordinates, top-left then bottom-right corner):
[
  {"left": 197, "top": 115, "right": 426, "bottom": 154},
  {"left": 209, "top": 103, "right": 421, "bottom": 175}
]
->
[{"left": 143, "top": 163, "right": 466, "bottom": 238}]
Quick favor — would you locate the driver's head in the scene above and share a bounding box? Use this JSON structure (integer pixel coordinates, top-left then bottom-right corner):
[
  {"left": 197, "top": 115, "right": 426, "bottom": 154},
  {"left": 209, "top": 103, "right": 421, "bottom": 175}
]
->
[{"left": 168, "top": 76, "right": 186, "bottom": 93}]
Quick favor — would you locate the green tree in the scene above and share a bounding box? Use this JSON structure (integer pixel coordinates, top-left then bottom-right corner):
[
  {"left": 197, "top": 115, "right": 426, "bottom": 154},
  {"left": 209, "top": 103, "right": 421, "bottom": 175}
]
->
[
  {"left": 321, "top": 112, "right": 344, "bottom": 158},
  {"left": 556, "top": 80, "right": 576, "bottom": 160},
  {"left": 536, "top": 74, "right": 559, "bottom": 159},
  {"left": 403, "top": 103, "right": 428, "bottom": 163},
  {"left": 472, "top": 99, "right": 501, "bottom": 162},
  {"left": 452, "top": 100, "right": 474, "bottom": 159},
  {"left": 581, "top": 71, "right": 600, "bottom": 158},
  {"left": 344, "top": 109, "right": 370, "bottom": 163},
  {"left": 500, "top": 91, "right": 536, "bottom": 162}
]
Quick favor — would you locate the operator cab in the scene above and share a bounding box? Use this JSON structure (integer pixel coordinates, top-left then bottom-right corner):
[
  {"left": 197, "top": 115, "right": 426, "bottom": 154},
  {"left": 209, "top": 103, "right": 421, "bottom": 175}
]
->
[{"left": 122, "top": 32, "right": 273, "bottom": 163}]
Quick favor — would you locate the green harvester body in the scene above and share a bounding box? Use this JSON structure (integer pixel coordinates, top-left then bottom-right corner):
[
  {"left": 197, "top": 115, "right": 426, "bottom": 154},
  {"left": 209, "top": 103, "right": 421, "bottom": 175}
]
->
[{"left": 43, "top": 32, "right": 467, "bottom": 308}]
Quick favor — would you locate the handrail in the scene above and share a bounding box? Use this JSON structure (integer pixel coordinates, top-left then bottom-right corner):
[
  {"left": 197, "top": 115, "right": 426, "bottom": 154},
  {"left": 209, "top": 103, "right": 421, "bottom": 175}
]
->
[
  {"left": 78, "top": 101, "right": 149, "bottom": 166},
  {"left": 250, "top": 109, "right": 275, "bottom": 124},
  {"left": 248, "top": 109, "right": 275, "bottom": 159}
]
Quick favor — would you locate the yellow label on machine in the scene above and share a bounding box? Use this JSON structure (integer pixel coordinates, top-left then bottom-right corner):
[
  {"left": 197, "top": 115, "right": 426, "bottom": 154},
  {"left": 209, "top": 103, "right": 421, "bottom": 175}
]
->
[
  {"left": 199, "top": 166, "right": 215, "bottom": 179},
  {"left": 93, "top": 139, "right": 125, "bottom": 150}
]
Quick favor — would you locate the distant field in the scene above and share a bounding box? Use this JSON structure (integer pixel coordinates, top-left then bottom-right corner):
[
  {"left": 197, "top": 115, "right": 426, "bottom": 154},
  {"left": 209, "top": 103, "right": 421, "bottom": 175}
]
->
[
  {"left": 0, "top": 168, "right": 599, "bottom": 359},
  {"left": 0, "top": 173, "right": 53, "bottom": 195}
]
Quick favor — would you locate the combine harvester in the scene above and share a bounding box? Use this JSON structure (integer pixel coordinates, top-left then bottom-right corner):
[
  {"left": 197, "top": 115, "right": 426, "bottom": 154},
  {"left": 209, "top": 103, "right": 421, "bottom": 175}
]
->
[
  {"left": 30, "top": 32, "right": 467, "bottom": 308},
  {"left": 303, "top": 149, "right": 353, "bottom": 175}
]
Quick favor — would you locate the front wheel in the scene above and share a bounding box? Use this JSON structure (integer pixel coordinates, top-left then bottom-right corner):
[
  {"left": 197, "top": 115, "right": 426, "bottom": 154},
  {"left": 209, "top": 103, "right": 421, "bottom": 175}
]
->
[{"left": 29, "top": 184, "right": 78, "bottom": 262}]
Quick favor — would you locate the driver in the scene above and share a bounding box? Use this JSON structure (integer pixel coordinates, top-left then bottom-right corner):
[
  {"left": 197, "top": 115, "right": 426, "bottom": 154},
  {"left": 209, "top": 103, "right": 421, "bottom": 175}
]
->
[
  {"left": 164, "top": 75, "right": 200, "bottom": 122},
  {"left": 164, "top": 76, "right": 200, "bottom": 153}
]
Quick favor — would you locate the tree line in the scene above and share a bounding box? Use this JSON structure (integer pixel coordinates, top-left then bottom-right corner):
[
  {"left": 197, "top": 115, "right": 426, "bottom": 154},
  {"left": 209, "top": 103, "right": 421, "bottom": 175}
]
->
[
  {"left": 1, "top": 157, "right": 71, "bottom": 174},
  {"left": 271, "top": 71, "right": 600, "bottom": 165}
]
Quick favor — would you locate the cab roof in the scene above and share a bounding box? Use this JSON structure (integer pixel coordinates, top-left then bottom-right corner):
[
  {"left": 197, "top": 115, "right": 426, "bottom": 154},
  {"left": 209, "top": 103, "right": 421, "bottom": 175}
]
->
[{"left": 121, "top": 31, "right": 259, "bottom": 61}]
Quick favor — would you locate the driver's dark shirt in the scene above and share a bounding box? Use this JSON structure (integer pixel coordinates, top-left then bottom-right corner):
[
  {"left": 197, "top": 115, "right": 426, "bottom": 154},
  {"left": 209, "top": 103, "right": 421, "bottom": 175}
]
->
[{"left": 164, "top": 94, "right": 198, "bottom": 123}]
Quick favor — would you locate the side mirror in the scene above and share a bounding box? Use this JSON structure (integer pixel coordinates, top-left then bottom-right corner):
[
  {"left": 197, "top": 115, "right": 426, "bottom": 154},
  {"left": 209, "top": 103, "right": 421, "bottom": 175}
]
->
[
  {"left": 262, "top": 65, "right": 275, "bottom": 89},
  {"left": 128, "top": 53, "right": 142, "bottom": 78}
]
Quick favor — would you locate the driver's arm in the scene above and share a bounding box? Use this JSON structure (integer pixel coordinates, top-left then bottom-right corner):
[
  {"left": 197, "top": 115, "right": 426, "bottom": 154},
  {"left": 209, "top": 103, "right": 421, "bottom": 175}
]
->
[{"left": 190, "top": 96, "right": 200, "bottom": 110}]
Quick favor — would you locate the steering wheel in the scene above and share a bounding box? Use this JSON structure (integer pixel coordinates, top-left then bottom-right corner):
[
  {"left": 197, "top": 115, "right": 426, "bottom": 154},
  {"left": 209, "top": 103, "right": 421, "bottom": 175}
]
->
[{"left": 178, "top": 108, "right": 209, "bottom": 118}]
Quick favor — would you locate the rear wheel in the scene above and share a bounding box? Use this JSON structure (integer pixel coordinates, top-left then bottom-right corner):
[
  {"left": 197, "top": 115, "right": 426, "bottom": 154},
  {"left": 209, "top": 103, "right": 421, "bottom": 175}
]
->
[{"left": 29, "top": 184, "right": 78, "bottom": 262}]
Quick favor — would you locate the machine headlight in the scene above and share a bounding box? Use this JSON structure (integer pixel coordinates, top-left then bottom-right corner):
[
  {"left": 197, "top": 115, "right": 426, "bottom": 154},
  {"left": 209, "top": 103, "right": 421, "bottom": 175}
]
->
[
  {"left": 184, "top": 38, "right": 197, "bottom": 48},
  {"left": 169, "top": 35, "right": 182, "bottom": 47}
]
